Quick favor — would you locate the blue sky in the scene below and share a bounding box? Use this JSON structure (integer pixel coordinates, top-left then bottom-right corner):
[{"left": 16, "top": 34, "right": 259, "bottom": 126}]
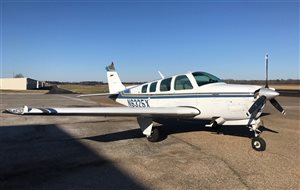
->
[{"left": 1, "top": 1, "right": 299, "bottom": 82}]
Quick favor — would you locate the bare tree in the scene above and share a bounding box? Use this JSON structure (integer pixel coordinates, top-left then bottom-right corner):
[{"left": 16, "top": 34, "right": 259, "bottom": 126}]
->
[{"left": 14, "top": 73, "right": 24, "bottom": 78}]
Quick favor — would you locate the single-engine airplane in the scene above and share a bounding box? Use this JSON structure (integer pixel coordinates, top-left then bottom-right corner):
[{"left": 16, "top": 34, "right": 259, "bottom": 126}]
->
[{"left": 6, "top": 55, "right": 285, "bottom": 151}]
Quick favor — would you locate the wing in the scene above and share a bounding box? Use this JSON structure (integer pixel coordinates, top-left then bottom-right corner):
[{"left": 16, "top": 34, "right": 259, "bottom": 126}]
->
[{"left": 5, "top": 106, "right": 200, "bottom": 118}]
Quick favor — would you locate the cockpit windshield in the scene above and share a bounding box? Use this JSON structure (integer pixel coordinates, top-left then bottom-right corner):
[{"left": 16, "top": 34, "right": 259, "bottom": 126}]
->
[{"left": 192, "top": 72, "right": 222, "bottom": 86}]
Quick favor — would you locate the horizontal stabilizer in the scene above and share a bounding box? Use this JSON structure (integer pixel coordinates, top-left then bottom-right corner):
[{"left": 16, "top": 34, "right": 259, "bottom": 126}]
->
[{"left": 5, "top": 106, "right": 200, "bottom": 117}]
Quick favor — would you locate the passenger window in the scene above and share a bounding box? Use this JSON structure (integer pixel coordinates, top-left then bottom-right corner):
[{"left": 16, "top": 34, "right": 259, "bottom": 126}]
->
[
  {"left": 150, "top": 82, "right": 157, "bottom": 92},
  {"left": 141, "top": 84, "right": 148, "bottom": 93},
  {"left": 174, "top": 75, "right": 193, "bottom": 90},
  {"left": 124, "top": 89, "right": 130, "bottom": 93},
  {"left": 160, "top": 78, "right": 172, "bottom": 92}
]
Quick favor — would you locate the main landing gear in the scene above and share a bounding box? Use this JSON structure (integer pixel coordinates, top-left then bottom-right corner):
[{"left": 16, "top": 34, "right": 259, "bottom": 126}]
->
[
  {"left": 146, "top": 128, "right": 160, "bottom": 142},
  {"left": 137, "top": 117, "right": 161, "bottom": 143},
  {"left": 249, "top": 122, "right": 266, "bottom": 151}
]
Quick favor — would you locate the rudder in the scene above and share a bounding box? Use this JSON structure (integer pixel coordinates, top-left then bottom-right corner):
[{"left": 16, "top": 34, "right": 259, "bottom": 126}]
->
[{"left": 106, "top": 62, "right": 125, "bottom": 94}]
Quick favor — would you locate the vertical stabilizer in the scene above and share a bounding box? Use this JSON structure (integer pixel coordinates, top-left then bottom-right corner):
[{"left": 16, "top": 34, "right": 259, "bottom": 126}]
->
[{"left": 106, "top": 62, "right": 125, "bottom": 94}]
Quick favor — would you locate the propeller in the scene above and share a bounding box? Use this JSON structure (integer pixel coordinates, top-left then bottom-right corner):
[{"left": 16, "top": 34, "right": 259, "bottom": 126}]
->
[
  {"left": 248, "top": 96, "right": 267, "bottom": 116},
  {"left": 270, "top": 98, "right": 286, "bottom": 115},
  {"left": 247, "top": 54, "right": 286, "bottom": 117},
  {"left": 265, "top": 54, "right": 269, "bottom": 88}
]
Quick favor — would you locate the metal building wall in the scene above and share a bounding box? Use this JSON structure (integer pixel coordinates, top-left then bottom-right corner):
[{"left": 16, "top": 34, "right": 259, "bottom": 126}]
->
[
  {"left": 26, "top": 78, "right": 38, "bottom": 89},
  {"left": 0, "top": 78, "right": 27, "bottom": 90},
  {"left": 0, "top": 78, "right": 41, "bottom": 90}
]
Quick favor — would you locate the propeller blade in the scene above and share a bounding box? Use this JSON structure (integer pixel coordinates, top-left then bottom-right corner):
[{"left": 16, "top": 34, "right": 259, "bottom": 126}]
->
[
  {"left": 270, "top": 98, "right": 286, "bottom": 115},
  {"left": 248, "top": 96, "right": 267, "bottom": 115},
  {"left": 265, "top": 54, "right": 269, "bottom": 88}
]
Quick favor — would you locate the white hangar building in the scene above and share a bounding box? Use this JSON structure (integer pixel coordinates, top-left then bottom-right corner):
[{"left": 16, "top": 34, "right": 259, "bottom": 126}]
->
[{"left": 0, "top": 78, "right": 45, "bottom": 90}]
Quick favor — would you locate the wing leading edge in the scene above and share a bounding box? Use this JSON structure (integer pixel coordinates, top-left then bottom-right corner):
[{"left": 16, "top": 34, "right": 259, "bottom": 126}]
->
[{"left": 5, "top": 106, "right": 200, "bottom": 117}]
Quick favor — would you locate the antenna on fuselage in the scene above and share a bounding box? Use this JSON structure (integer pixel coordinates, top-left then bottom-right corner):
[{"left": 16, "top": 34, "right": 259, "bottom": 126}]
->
[{"left": 158, "top": 71, "right": 165, "bottom": 79}]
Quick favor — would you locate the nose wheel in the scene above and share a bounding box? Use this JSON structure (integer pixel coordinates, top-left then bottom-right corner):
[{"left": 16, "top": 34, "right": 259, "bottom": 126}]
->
[{"left": 251, "top": 137, "right": 266, "bottom": 151}]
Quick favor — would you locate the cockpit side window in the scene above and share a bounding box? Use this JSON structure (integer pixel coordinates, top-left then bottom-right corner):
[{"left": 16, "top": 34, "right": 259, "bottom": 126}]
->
[
  {"left": 160, "top": 78, "right": 172, "bottom": 92},
  {"left": 192, "top": 72, "right": 221, "bottom": 86},
  {"left": 174, "top": 75, "right": 193, "bottom": 90},
  {"left": 141, "top": 84, "right": 148, "bottom": 93},
  {"left": 150, "top": 82, "right": 157, "bottom": 92}
]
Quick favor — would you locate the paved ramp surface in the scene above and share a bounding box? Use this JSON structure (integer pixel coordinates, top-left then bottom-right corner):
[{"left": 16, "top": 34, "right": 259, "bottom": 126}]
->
[{"left": 0, "top": 94, "right": 299, "bottom": 189}]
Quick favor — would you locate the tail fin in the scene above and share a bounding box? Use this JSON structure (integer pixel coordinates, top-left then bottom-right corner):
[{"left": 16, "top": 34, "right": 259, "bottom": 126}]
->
[{"left": 106, "top": 62, "right": 125, "bottom": 94}]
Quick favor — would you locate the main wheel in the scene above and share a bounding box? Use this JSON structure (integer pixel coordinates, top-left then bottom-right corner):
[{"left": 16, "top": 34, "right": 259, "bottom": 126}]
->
[
  {"left": 147, "top": 128, "right": 160, "bottom": 142},
  {"left": 212, "top": 124, "right": 221, "bottom": 134},
  {"left": 251, "top": 137, "right": 266, "bottom": 151}
]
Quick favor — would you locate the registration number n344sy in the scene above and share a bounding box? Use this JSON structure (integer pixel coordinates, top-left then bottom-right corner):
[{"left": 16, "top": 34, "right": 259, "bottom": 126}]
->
[{"left": 127, "top": 99, "right": 150, "bottom": 108}]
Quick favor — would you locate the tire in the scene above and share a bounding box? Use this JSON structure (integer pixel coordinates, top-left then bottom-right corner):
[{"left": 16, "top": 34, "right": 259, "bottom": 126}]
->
[
  {"left": 212, "top": 124, "right": 221, "bottom": 134},
  {"left": 251, "top": 137, "right": 266, "bottom": 151},
  {"left": 147, "top": 128, "right": 160, "bottom": 142}
]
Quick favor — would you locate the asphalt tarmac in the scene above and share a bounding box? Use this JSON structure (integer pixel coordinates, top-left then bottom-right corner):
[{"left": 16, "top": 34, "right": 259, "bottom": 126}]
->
[{"left": 0, "top": 93, "right": 299, "bottom": 189}]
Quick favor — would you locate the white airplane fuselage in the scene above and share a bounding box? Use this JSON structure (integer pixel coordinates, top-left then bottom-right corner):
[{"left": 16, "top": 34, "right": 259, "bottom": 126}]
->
[{"left": 113, "top": 72, "right": 262, "bottom": 124}]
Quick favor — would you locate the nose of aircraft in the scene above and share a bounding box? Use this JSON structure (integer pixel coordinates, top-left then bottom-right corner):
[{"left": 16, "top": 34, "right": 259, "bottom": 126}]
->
[{"left": 259, "top": 88, "right": 279, "bottom": 99}]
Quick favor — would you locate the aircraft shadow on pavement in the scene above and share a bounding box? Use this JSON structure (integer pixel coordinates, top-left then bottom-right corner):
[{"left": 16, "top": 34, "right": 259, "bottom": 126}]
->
[
  {"left": 84, "top": 128, "right": 145, "bottom": 142},
  {"left": 84, "top": 116, "right": 278, "bottom": 143},
  {"left": 0, "top": 124, "right": 146, "bottom": 190}
]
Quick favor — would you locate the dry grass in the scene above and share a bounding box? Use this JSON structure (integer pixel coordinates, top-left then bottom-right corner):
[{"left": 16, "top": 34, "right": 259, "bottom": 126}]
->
[
  {"left": 58, "top": 84, "right": 109, "bottom": 94},
  {"left": 0, "top": 89, "right": 49, "bottom": 94},
  {"left": 269, "top": 85, "right": 300, "bottom": 90}
]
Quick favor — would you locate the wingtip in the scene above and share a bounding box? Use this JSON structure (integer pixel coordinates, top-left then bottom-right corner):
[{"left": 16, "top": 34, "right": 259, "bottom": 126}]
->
[
  {"left": 2, "top": 109, "right": 9, "bottom": 114},
  {"left": 4, "top": 106, "right": 27, "bottom": 115}
]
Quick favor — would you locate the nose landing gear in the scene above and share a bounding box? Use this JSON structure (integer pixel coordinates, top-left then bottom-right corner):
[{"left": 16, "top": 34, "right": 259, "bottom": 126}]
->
[{"left": 249, "top": 121, "right": 266, "bottom": 151}]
